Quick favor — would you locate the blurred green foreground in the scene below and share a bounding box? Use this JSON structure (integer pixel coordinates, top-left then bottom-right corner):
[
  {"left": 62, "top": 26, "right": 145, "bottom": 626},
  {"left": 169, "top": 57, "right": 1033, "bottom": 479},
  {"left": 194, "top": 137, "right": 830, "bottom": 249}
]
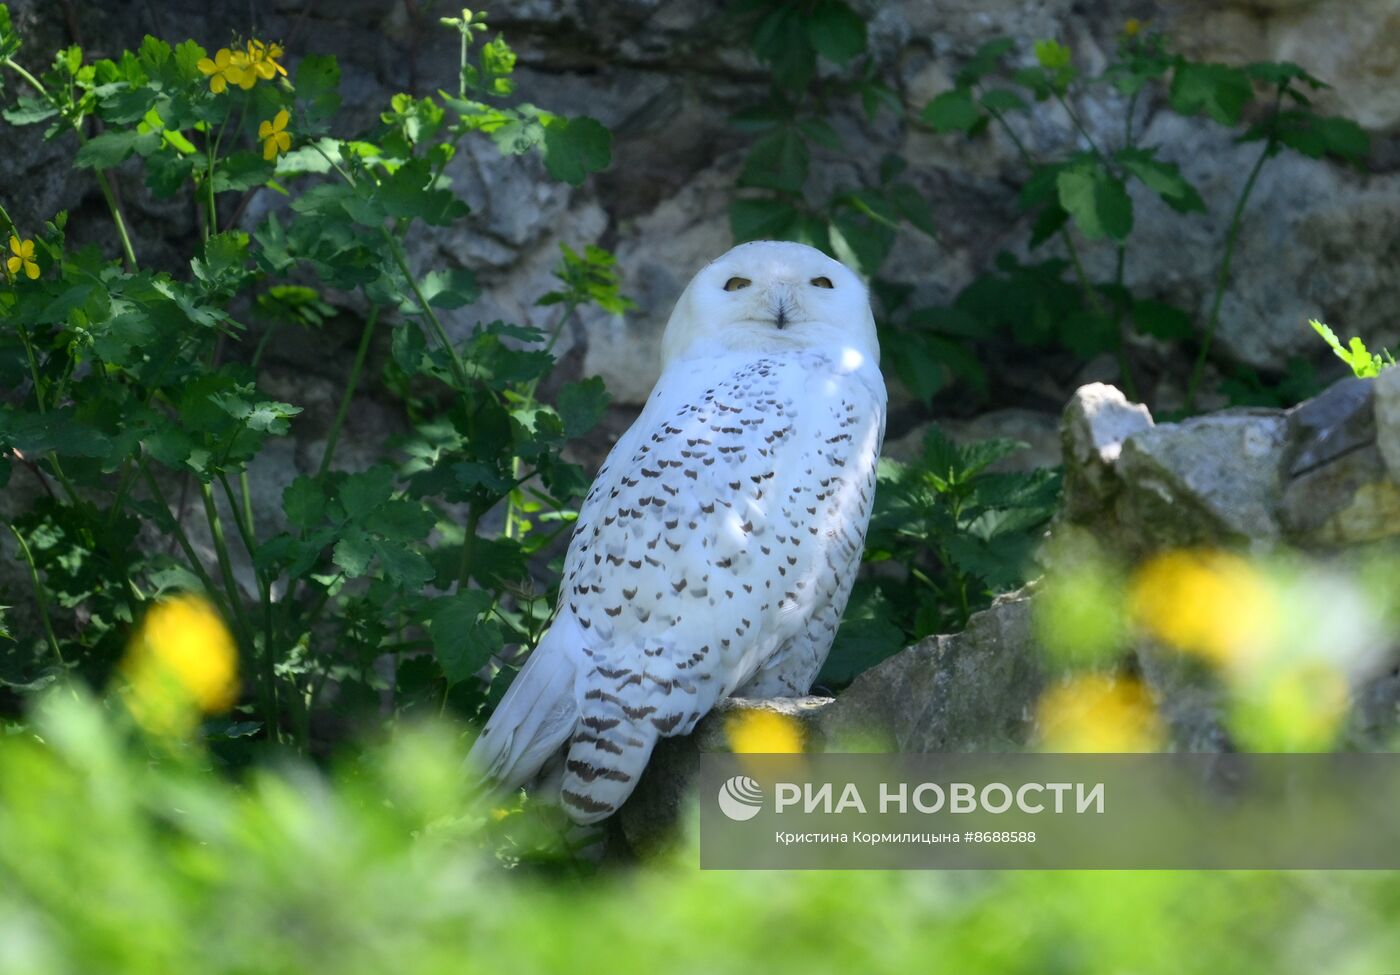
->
[{"left": 1, "top": 691, "right": 1397, "bottom": 975}]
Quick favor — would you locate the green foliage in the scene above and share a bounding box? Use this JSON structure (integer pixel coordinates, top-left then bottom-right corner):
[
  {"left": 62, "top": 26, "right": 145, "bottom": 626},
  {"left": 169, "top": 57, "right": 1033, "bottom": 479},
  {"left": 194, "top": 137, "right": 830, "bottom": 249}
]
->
[
  {"left": 729, "top": 1, "right": 931, "bottom": 278},
  {"left": 3, "top": 690, "right": 1400, "bottom": 972},
  {"left": 916, "top": 26, "right": 1370, "bottom": 408},
  {"left": 1311, "top": 319, "right": 1396, "bottom": 379},
  {"left": 841, "top": 428, "right": 1060, "bottom": 672},
  {"left": 0, "top": 8, "right": 621, "bottom": 744}
]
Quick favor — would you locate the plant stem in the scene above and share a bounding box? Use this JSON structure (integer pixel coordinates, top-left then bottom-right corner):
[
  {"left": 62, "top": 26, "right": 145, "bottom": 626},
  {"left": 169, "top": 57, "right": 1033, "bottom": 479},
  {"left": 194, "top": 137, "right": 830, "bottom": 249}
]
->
[
  {"left": 317, "top": 305, "right": 380, "bottom": 478},
  {"left": 8, "top": 524, "right": 65, "bottom": 671},
  {"left": 457, "top": 504, "right": 480, "bottom": 591},
  {"left": 217, "top": 472, "right": 280, "bottom": 742},
  {"left": 15, "top": 323, "right": 46, "bottom": 411},
  {"left": 199, "top": 480, "right": 271, "bottom": 732},
  {"left": 93, "top": 168, "right": 139, "bottom": 271},
  {"left": 385, "top": 234, "right": 470, "bottom": 388},
  {"left": 1184, "top": 129, "right": 1278, "bottom": 411},
  {"left": 986, "top": 103, "right": 1111, "bottom": 320},
  {"left": 138, "top": 462, "right": 223, "bottom": 602},
  {"left": 1055, "top": 91, "right": 1111, "bottom": 168}
]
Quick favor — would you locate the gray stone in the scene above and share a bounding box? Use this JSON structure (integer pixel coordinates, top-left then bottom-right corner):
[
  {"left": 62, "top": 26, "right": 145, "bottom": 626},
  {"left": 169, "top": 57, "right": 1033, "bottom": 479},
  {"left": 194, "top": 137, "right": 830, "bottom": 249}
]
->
[
  {"left": 1059, "top": 383, "right": 1154, "bottom": 520},
  {"left": 1375, "top": 367, "right": 1400, "bottom": 483},
  {"left": 1116, "top": 409, "right": 1287, "bottom": 552},
  {"left": 817, "top": 589, "right": 1044, "bottom": 752},
  {"left": 1280, "top": 377, "right": 1400, "bottom": 545}
]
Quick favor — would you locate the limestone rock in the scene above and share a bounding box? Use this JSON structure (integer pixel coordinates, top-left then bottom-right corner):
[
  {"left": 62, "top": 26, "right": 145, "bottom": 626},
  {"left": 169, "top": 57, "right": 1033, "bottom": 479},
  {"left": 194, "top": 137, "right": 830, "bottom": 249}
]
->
[
  {"left": 1116, "top": 409, "right": 1287, "bottom": 552},
  {"left": 1375, "top": 367, "right": 1400, "bottom": 483},
  {"left": 1059, "top": 383, "right": 1154, "bottom": 520},
  {"left": 1170, "top": 0, "right": 1400, "bottom": 131},
  {"left": 1280, "top": 377, "right": 1400, "bottom": 545}
]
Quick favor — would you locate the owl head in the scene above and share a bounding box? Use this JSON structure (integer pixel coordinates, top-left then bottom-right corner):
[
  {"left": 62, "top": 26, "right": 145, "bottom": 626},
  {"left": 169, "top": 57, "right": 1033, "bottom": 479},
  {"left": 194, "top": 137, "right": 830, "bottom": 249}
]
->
[{"left": 660, "top": 241, "right": 879, "bottom": 368}]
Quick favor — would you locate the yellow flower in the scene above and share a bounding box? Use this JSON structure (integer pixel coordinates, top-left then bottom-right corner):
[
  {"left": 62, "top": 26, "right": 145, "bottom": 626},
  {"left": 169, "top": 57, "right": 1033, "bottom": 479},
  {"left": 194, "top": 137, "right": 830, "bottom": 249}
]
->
[
  {"left": 724, "top": 709, "right": 805, "bottom": 754},
  {"left": 1035, "top": 674, "right": 1164, "bottom": 753},
  {"left": 1124, "top": 18, "right": 1144, "bottom": 37},
  {"left": 259, "top": 109, "right": 292, "bottom": 160},
  {"left": 6, "top": 235, "right": 39, "bottom": 280},
  {"left": 246, "top": 40, "right": 288, "bottom": 80},
  {"left": 122, "top": 593, "right": 239, "bottom": 736},
  {"left": 197, "top": 47, "right": 255, "bottom": 94},
  {"left": 1128, "top": 549, "right": 1278, "bottom": 667}
]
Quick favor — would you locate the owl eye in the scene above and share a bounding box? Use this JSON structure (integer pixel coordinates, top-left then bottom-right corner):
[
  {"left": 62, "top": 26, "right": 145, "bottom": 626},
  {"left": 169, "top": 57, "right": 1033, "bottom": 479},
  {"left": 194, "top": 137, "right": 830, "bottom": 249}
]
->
[
  {"left": 724, "top": 277, "right": 752, "bottom": 292},
  {"left": 810, "top": 276, "right": 834, "bottom": 289}
]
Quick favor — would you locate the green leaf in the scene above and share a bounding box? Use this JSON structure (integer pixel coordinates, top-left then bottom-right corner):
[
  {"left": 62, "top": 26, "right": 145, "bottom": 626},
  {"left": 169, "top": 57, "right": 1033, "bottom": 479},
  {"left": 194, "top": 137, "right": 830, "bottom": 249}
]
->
[
  {"left": 1170, "top": 63, "right": 1253, "bottom": 125},
  {"left": 1116, "top": 148, "right": 1205, "bottom": 213},
  {"left": 362, "top": 499, "right": 435, "bottom": 541},
  {"left": 1033, "top": 39, "right": 1072, "bottom": 70},
  {"left": 1261, "top": 111, "right": 1370, "bottom": 163},
  {"left": 339, "top": 465, "right": 396, "bottom": 520},
  {"left": 74, "top": 130, "right": 160, "bottom": 170},
  {"left": 805, "top": 0, "right": 866, "bottom": 65},
  {"left": 1028, "top": 203, "right": 1069, "bottom": 248},
  {"left": 372, "top": 538, "right": 434, "bottom": 589},
  {"left": 819, "top": 616, "right": 906, "bottom": 687},
  {"left": 146, "top": 151, "right": 194, "bottom": 197},
  {"left": 887, "top": 183, "right": 936, "bottom": 237},
  {"left": 921, "top": 88, "right": 981, "bottom": 133},
  {"left": 1056, "top": 163, "right": 1133, "bottom": 241},
  {"left": 751, "top": 4, "right": 816, "bottom": 90},
  {"left": 540, "top": 115, "right": 611, "bottom": 186},
  {"left": 0, "top": 4, "right": 20, "bottom": 61},
  {"left": 740, "top": 126, "right": 810, "bottom": 193},
  {"left": 1310, "top": 319, "right": 1388, "bottom": 378},
  {"left": 332, "top": 527, "right": 374, "bottom": 577},
  {"left": 172, "top": 40, "right": 207, "bottom": 82},
  {"left": 1133, "top": 299, "right": 1194, "bottom": 340},
  {"left": 283, "top": 476, "right": 326, "bottom": 530},
  {"left": 295, "top": 54, "right": 342, "bottom": 129},
  {"left": 2, "top": 94, "right": 58, "bottom": 125},
  {"left": 956, "top": 38, "right": 1015, "bottom": 86},
  {"left": 377, "top": 158, "right": 469, "bottom": 226},
  {"left": 980, "top": 88, "right": 1028, "bottom": 114},
  {"left": 212, "top": 152, "right": 276, "bottom": 193},
  {"left": 730, "top": 197, "right": 799, "bottom": 243},
  {"left": 555, "top": 376, "right": 610, "bottom": 439},
  {"left": 429, "top": 590, "right": 498, "bottom": 685},
  {"left": 420, "top": 267, "right": 479, "bottom": 309},
  {"left": 1060, "top": 309, "right": 1117, "bottom": 358}
]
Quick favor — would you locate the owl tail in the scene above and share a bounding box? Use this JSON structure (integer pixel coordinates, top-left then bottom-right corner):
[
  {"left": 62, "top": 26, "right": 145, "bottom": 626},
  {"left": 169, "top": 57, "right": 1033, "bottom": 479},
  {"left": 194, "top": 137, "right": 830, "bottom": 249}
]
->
[
  {"left": 466, "top": 625, "right": 579, "bottom": 794},
  {"left": 556, "top": 695, "right": 662, "bottom": 825}
]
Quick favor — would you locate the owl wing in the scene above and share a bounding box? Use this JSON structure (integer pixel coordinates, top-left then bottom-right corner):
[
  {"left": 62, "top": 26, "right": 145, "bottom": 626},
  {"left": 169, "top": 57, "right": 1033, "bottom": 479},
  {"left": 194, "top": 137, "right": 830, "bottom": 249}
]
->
[{"left": 553, "top": 348, "right": 885, "bottom": 821}]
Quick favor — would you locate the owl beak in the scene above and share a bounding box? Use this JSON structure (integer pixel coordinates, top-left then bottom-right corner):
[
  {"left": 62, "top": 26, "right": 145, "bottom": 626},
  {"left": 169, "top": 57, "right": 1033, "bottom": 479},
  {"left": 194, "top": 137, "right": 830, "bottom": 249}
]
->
[{"left": 763, "top": 282, "right": 798, "bottom": 329}]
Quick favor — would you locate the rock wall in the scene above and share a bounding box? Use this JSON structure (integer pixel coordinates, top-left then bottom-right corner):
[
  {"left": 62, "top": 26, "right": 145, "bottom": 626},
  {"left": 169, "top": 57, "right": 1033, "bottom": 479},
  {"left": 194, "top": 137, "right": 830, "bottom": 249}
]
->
[{"left": 3, "top": 0, "right": 1400, "bottom": 432}]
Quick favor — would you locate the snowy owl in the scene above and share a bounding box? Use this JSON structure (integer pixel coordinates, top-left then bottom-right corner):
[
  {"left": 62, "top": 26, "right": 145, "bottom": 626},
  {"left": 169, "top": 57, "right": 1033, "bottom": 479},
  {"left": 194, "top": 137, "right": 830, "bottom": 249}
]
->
[{"left": 468, "top": 240, "right": 887, "bottom": 823}]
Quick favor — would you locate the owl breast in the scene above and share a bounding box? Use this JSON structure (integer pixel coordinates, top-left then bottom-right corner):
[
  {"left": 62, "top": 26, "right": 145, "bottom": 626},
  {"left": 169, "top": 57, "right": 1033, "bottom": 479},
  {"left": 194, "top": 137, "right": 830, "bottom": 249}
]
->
[{"left": 562, "top": 345, "right": 886, "bottom": 724}]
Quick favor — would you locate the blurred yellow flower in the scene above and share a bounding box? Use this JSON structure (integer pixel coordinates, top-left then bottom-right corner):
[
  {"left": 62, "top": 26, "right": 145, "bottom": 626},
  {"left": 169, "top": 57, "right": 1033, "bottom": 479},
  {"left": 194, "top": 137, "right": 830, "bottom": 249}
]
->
[
  {"left": 122, "top": 593, "right": 239, "bottom": 736},
  {"left": 6, "top": 235, "right": 38, "bottom": 280},
  {"left": 724, "top": 709, "right": 805, "bottom": 754},
  {"left": 1128, "top": 549, "right": 1277, "bottom": 667},
  {"left": 1036, "top": 675, "right": 1164, "bottom": 752},
  {"left": 259, "top": 109, "right": 292, "bottom": 160},
  {"left": 197, "top": 47, "right": 255, "bottom": 94},
  {"left": 246, "top": 40, "right": 288, "bottom": 81},
  {"left": 1124, "top": 18, "right": 1144, "bottom": 37}
]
